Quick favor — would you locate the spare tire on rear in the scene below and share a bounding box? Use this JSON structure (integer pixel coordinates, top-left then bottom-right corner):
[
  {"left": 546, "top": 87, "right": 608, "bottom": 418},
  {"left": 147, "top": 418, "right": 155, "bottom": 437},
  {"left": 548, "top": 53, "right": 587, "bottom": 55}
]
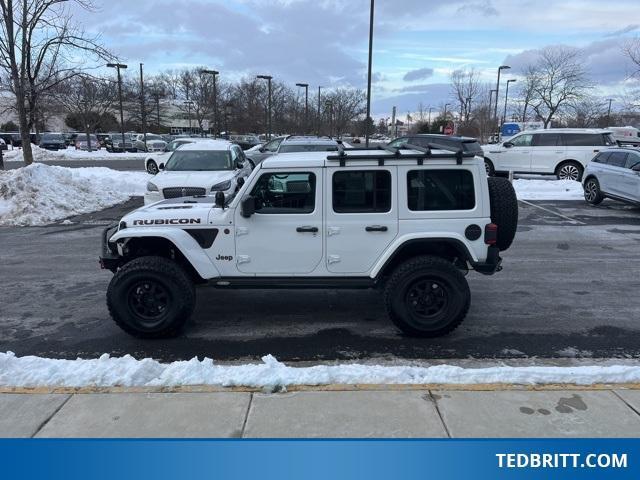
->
[{"left": 487, "top": 177, "right": 518, "bottom": 251}]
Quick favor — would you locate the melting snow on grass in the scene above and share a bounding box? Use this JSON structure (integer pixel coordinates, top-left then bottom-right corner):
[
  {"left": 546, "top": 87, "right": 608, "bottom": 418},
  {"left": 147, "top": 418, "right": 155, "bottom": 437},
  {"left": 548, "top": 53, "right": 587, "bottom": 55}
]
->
[
  {"left": 3, "top": 145, "right": 147, "bottom": 162},
  {"left": 0, "top": 164, "right": 150, "bottom": 226},
  {"left": 1, "top": 352, "right": 640, "bottom": 389}
]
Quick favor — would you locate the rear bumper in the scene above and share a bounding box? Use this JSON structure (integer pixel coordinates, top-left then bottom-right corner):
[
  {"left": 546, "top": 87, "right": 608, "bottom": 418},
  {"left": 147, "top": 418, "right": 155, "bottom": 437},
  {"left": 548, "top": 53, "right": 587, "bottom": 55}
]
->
[{"left": 471, "top": 246, "right": 502, "bottom": 275}]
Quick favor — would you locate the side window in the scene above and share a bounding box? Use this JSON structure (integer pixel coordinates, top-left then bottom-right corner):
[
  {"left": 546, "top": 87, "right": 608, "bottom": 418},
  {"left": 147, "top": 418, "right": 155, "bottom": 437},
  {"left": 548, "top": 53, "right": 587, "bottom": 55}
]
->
[
  {"left": 626, "top": 153, "right": 640, "bottom": 169},
  {"left": 510, "top": 134, "right": 533, "bottom": 147},
  {"left": 250, "top": 172, "right": 316, "bottom": 214},
  {"left": 562, "top": 134, "right": 602, "bottom": 146},
  {"left": 231, "top": 147, "right": 242, "bottom": 163},
  {"left": 264, "top": 138, "right": 284, "bottom": 153},
  {"left": 333, "top": 170, "right": 392, "bottom": 213},
  {"left": 593, "top": 152, "right": 611, "bottom": 164},
  {"left": 607, "top": 152, "right": 629, "bottom": 168},
  {"left": 407, "top": 170, "right": 475, "bottom": 211},
  {"left": 389, "top": 138, "right": 409, "bottom": 148},
  {"left": 532, "top": 134, "right": 561, "bottom": 146}
]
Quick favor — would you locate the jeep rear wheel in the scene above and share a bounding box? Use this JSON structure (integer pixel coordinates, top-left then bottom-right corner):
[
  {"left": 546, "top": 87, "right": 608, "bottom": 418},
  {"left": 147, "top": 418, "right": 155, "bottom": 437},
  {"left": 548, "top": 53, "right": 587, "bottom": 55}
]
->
[
  {"left": 487, "top": 176, "right": 519, "bottom": 251},
  {"left": 384, "top": 256, "right": 470, "bottom": 338},
  {"left": 107, "top": 256, "right": 195, "bottom": 338}
]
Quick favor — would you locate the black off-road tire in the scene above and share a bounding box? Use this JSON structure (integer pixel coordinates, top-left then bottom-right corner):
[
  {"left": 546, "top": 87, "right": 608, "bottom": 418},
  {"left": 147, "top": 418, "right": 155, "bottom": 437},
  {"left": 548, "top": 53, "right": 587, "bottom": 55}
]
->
[
  {"left": 484, "top": 158, "right": 495, "bottom": 176},
  {"left": 107, "top": 256, "right": 195, "bottom": 338},
  {"left": 487, "top": 176, "right": 519, "bottom": 251},
  {"left": 384, "top": 256, "right": 471, "bottom": 338}
]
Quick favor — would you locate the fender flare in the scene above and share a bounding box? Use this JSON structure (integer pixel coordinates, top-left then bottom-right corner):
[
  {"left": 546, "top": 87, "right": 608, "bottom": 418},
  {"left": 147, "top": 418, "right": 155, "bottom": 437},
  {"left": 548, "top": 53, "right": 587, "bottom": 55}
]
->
[
  {"left": 109, "top": 227, "right": 220, "bottom": 279},
  {"left": 370, "top": 233, "right": 479, "bottom": 279}
]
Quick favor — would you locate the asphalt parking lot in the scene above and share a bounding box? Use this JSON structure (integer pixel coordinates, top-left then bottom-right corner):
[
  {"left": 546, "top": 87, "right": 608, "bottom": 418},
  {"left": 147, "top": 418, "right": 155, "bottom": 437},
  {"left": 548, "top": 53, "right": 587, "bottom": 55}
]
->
[{"left": 1, "top": 194, "right": 640, "bottom": 362}]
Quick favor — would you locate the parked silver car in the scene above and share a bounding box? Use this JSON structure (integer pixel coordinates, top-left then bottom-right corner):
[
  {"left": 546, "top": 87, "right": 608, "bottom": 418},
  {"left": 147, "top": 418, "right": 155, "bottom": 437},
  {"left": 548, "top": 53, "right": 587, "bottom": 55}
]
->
[
  {"left": 133, "top": 133, "right": 167, "bottom": 153},
  {"left": 583, "top": 148, "right": 640, "bottom": 206}
]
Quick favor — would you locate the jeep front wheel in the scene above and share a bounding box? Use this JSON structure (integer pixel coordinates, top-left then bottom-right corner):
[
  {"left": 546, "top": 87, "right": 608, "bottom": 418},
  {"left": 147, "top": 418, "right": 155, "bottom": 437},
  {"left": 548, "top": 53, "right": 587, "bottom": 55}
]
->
[
  {"left": 107, "top": 256, "right": 195, "bottom": 338},
  {"left": 384, "top": 256, "right": 470, "bottom": 338}
]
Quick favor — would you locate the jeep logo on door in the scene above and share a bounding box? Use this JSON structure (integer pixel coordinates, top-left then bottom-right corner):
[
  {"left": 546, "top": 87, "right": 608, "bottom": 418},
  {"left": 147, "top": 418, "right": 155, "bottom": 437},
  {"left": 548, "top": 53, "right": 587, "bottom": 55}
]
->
[{"left": 133, "top": 219, "right": 202, "bottom": 226}]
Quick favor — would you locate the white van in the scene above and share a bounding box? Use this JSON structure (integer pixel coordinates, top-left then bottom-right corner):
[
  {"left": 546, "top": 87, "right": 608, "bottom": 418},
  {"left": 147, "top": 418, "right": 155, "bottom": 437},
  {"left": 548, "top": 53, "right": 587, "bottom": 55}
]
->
[
  {"left": 482, "top": 129, "right": 616, "bottom": 180},
  {"left": 608, "top": 126, "right": 640, "bottom": 146}
]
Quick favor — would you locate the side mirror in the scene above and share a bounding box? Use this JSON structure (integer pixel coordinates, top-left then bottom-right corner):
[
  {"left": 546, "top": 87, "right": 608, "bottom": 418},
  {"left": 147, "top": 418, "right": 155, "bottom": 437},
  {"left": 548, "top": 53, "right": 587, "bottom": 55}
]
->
[
  {"left": 503, "top": 142, "right": 514, "bottom": 148},
  {"left": 215, "top": 191, "right": 225, "bottom": 208},
  {"left": 259, "top": 147, "right": 266, "bottom": 153},
  {"left": 632, "top": 163, "right": 640, "bottom": 172},
  {"left": 240, "top": 195, "right": 256, "bottom": 218},
  {"left": 158, "top": 163, "right": 165, "bottom": 170},
  {"left": 235, "top": 160, "right": 244, "bottom": 170}
]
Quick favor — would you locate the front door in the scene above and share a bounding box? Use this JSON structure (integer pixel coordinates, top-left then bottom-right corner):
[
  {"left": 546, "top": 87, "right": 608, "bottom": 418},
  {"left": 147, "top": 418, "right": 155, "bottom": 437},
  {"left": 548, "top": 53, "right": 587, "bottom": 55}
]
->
[
  {"left": 499, "top": 133, "right": 533, "bottom": 173},
  {"left": 235, "top": 169, "right": 323, "bottom": 274},
  {"left": 326, "top": 167, "right": 398, "bottom": 273}
]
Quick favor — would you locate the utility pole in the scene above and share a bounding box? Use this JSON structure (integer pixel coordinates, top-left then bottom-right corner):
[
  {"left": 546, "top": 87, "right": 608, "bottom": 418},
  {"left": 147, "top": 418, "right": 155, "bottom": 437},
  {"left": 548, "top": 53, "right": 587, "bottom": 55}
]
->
[
  {"left": 325, "top": 100, "right": 334, "bottom": 138},
  {"left": 257, "top": 75, "right": 273, "bottom": 140},
  {"left": 606, "top": 99, "right": 614, "bottom": 127},
  {"left": 365, "top": 0, "right": 375, "bottom": 148},
  {"left": 296, "top": 83, "right": 309, "bottom": 134},
  {"left": 201, "top": 69, "right": 219, "bottom": 137},
  {"left": 317, "top": 86, "right": 323, "bottom": 136},
  {"left": 107, "top": 63, "right": 128, "bottom": 151},
  {"left": 140, "top": 63, "right": 147, "bottom": 149}
]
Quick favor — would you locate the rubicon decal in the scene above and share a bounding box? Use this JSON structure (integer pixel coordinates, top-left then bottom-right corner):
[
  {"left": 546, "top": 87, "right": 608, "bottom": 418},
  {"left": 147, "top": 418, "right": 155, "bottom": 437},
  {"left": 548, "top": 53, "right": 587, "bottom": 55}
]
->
[{"left": 133, "top": 219, "right": 202, "bottom": 226}]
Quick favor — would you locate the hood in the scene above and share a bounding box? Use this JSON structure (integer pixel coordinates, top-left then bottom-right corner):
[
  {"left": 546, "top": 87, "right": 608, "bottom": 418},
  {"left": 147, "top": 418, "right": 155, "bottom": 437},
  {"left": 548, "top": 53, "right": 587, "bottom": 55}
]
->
[
  {"left": 121, "top": 195, "right": 231, "bottom": 226},
  {"left": 151, "top": 170, "right": 235, "bottom": 189}
]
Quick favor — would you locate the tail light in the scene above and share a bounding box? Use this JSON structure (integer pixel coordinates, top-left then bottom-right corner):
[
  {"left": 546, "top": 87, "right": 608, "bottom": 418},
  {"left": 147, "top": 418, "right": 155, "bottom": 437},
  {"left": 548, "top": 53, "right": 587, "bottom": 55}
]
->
[{"left": 485, "top": 223, "right": 498, "bottom": 245}]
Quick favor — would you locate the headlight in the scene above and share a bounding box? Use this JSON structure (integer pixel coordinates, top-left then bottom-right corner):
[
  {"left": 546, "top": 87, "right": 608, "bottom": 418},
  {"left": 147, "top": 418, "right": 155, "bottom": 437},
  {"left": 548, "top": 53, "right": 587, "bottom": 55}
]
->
[
  {"left": 211, "top": 180, "right": 232, "bottom": 192},
  {"left": 147, "top": 182, "right": 158, "bottom": 192}
]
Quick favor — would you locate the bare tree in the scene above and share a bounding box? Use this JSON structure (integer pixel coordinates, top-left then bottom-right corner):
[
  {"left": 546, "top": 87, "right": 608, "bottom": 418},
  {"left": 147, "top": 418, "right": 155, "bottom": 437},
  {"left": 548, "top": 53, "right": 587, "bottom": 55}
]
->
[
  {"left": 566, "top": 96, "right": 607, "bottom": 128},
  {"left": 0, "top": 0, "right": 113, "bottom": 164},
  {"left": 526, "top": 46, "right": 590, "bottom": 128},
  {"left": 450, "top": 68, "right": 482, "bottom": 124},
  {"left": 623, "top": 36, "right": 640, "bottom": 76}
]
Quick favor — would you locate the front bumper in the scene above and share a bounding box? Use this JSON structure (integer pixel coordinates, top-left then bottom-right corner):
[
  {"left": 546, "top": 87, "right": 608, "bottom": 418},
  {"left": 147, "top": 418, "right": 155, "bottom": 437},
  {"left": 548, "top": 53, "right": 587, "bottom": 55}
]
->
[
  {"left": 99, "top": 223, "right": 122, "bottom": 272},
  {"left": 471, "top": 245, "right": 502, "bottom": 275}
]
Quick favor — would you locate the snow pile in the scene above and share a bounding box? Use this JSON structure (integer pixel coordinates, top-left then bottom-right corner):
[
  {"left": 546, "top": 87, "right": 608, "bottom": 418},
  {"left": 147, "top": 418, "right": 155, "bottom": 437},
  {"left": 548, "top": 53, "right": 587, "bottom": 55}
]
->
[
  {"left": 513, "top": 179, "right": 584, "bottom": 200},
  {"left": 0, "top": 164, "right": 150, "bottom": 226},
  {"left": 1, "top": 352, "right": 639, "bottom": 388},
  {"left": 4, "top": 145, "right": 147, "bottom": 162}
]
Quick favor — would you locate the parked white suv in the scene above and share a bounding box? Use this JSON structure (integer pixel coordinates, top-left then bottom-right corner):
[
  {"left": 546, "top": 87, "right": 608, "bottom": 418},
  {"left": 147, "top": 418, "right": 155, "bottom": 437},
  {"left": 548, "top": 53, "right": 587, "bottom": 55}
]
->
[
  {"left": 483, "top": 129, "right": 616, "bottom": 180},
  {"left": 144, "top": 140, "right": 253, "bottom": 205},
  {"left": 101, "top": 144, "right": 519, "bottom": 338},
  {"left": 583, "top": 148, "right": 640, "bottom": 206},
  {"left": 144, "top": 138, "right": 203, "bottom": 174}
]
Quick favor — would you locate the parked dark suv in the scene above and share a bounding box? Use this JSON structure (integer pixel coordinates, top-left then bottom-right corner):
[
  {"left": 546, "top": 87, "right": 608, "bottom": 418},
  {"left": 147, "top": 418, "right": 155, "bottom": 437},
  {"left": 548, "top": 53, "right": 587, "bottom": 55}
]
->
[
  {"left": 388, "top": 134, "right": 485, "bottom": 158},
  {"left": 39, "top": 133, "right": 66, "bottom": 150}
]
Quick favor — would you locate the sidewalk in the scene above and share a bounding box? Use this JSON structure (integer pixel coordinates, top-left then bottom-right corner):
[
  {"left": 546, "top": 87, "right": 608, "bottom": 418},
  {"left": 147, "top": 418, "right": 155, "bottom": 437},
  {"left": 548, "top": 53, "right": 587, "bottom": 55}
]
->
[{"left": 3, "top": 387, "right": 640, "bottom": 438}]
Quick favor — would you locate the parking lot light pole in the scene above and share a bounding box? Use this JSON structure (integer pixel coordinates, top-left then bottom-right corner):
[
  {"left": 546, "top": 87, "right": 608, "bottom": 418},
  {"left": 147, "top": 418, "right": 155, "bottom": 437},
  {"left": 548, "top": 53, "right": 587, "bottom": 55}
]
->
[
  {"left": 184, "top": 101, "right": 194, "bottom": 134},
  {"left": 257, "top": 75, "right": 273, "bottom": 140},
  {"left": 325, "top": 100, "right": 334, "bottom": 138},
  {"left": 494, "top": 65, "right": 510, "bottom": 134},
  {"left": 365, "top": 0, "right": 375, "bottom": 148},
  {"left": 503, "top": 79, "right": 516, "bottom": 127},
  {"left": 317, "top": 86, "right": 323, "bottom": 136},
  {"left": 296, "top": 83, "right": 309, "bottom": 134},
  {"left": 107, "top": 63, "right": 128, "bottom": 151},
  {"left": 140, "top": 63, "right": 147, "bottom": 149},
  {"left": 201, "top": 69, "right": 219, "bottom": 137},
  {"left": 606, "top": 99, "right": 614, "bottom": 127}
]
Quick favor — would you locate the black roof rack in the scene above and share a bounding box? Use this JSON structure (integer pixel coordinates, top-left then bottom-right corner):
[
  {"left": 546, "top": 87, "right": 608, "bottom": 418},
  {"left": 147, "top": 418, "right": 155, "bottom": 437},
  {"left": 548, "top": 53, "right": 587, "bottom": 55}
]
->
[{"left": 327, "top": 143, "right": 475, "bottom": 167}]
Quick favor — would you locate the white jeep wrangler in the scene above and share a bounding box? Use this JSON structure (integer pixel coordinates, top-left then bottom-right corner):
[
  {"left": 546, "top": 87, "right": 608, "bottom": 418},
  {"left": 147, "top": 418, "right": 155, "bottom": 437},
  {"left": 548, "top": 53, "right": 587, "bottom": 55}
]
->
[{"left": 100, "top": 144, "right": 518, "bottom": 338}]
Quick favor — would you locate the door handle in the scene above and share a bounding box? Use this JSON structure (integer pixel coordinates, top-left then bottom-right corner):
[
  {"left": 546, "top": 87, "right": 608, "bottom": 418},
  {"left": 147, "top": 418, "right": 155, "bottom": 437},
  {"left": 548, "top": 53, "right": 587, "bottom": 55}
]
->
[
  {"left": 297, "top": 226, "right": 319, "bottom": 233},
  {"left": 366, "top": 225, "right": 388, "bottom": 232}
]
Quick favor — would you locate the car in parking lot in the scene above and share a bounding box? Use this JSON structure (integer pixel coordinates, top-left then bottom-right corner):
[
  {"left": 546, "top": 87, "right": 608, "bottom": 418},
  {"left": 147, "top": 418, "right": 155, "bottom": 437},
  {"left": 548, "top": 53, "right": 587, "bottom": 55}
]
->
[
  {"left": 246, "top": 136, "right": 339, "bottom": 164},
  {"left": 229, "top": 134, "right": 261, "bottom": 150},
  {"left": 39, "top": 133, "right": 66, "bottom": 151},
  {"left": 132, "top": 134, "right": 168, "bottom": 153},
  {"left": 583, "top": 148, "right": 640, "bottom": 206},
  {"left": 144, "top": 140, "right": 253, "bottom": 205},
  {"left": 144, "top": 137, "right": 221, "bottom": 174},
  {"left": 106, "top": 133, "right": 137, "bottom": 153},
  {"left": 75, "top": 134, "right": 101, "bottom": 151},
  {"left": 482, "top": 128, "right": 616, "bottom": 180}
]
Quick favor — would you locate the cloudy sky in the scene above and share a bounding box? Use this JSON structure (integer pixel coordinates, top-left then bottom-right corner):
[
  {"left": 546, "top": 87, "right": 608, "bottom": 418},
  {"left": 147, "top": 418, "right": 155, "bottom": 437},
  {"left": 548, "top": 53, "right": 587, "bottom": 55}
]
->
[{"left": 77, "top": 0, "right": 640, "bottom": 115}]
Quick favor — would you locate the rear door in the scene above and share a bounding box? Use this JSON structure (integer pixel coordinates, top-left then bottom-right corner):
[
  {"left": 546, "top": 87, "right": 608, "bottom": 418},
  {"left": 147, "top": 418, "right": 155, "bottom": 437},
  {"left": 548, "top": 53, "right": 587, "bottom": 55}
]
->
[
  {"left": 530, "top": 133, "right": 562, "bottom": 174},
  {"left": 326, "top": 167, "right": 398, "bottom": 273}
]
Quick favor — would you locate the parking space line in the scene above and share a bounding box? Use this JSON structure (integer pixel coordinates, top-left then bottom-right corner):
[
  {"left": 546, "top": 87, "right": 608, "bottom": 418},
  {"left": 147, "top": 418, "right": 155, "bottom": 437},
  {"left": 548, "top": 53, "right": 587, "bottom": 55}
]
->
[{"left": 518, "top": 199, "right": 586, "bottom": 225}]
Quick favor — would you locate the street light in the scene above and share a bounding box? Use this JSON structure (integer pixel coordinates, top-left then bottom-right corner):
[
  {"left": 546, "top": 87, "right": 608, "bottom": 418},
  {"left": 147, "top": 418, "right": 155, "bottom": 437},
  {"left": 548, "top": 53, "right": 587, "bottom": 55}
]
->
[
  {"left": 325, "top": 100, "right": 334, "bottom": 138},
  {"left": 201, "top": 69, "right": 219, "bottom": 137},
  {"left": 296, "top": 83, "right": 309, "bottom": 134},
  {"left": 494, "top": 65, "right": 511, "bottom": 133},
  {"left": 257, "top": 75, "right": 273, "bottom": 140},
  {"left": 106, "top": 63, "right": 128, "bottom": 150},
  {"left": 224, "top": 103, "right": 233, "bottom": 140},
  {"left": 139, "top": 63, "right": 147, "bottom": 148},
  {"left": 503, "top": 79, "right": 517, "bottom": 126},
  {"left": 184, "top": 100, "right": 194, "bottom": 134},
  {"left": 365, "top": 0, "right": 375, "bottom": 148},
  {"left": 317, "top": 86, "right": 323, "bottom": 136},
  {"left": 606, "top": 99, "right": 614, "bottom": 127}
]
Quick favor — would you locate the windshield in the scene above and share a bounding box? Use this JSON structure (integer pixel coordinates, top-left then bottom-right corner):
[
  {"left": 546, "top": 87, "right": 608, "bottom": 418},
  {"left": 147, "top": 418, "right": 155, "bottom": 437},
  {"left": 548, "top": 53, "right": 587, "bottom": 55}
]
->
[
  {"left": 279, "top": 144, "right": 338, "bottom": 153},
  {"left": 603, "top": 133, "right": 616, "bottom": 146},
  {"left": 145, "top": 135, "right": 163, "bottom": 141},
  {"left": 165, "top": 150, "right": 232, "bottom": 171},
  {"left": 42, "top": 134, "right": 64, "bottom": 141}
]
